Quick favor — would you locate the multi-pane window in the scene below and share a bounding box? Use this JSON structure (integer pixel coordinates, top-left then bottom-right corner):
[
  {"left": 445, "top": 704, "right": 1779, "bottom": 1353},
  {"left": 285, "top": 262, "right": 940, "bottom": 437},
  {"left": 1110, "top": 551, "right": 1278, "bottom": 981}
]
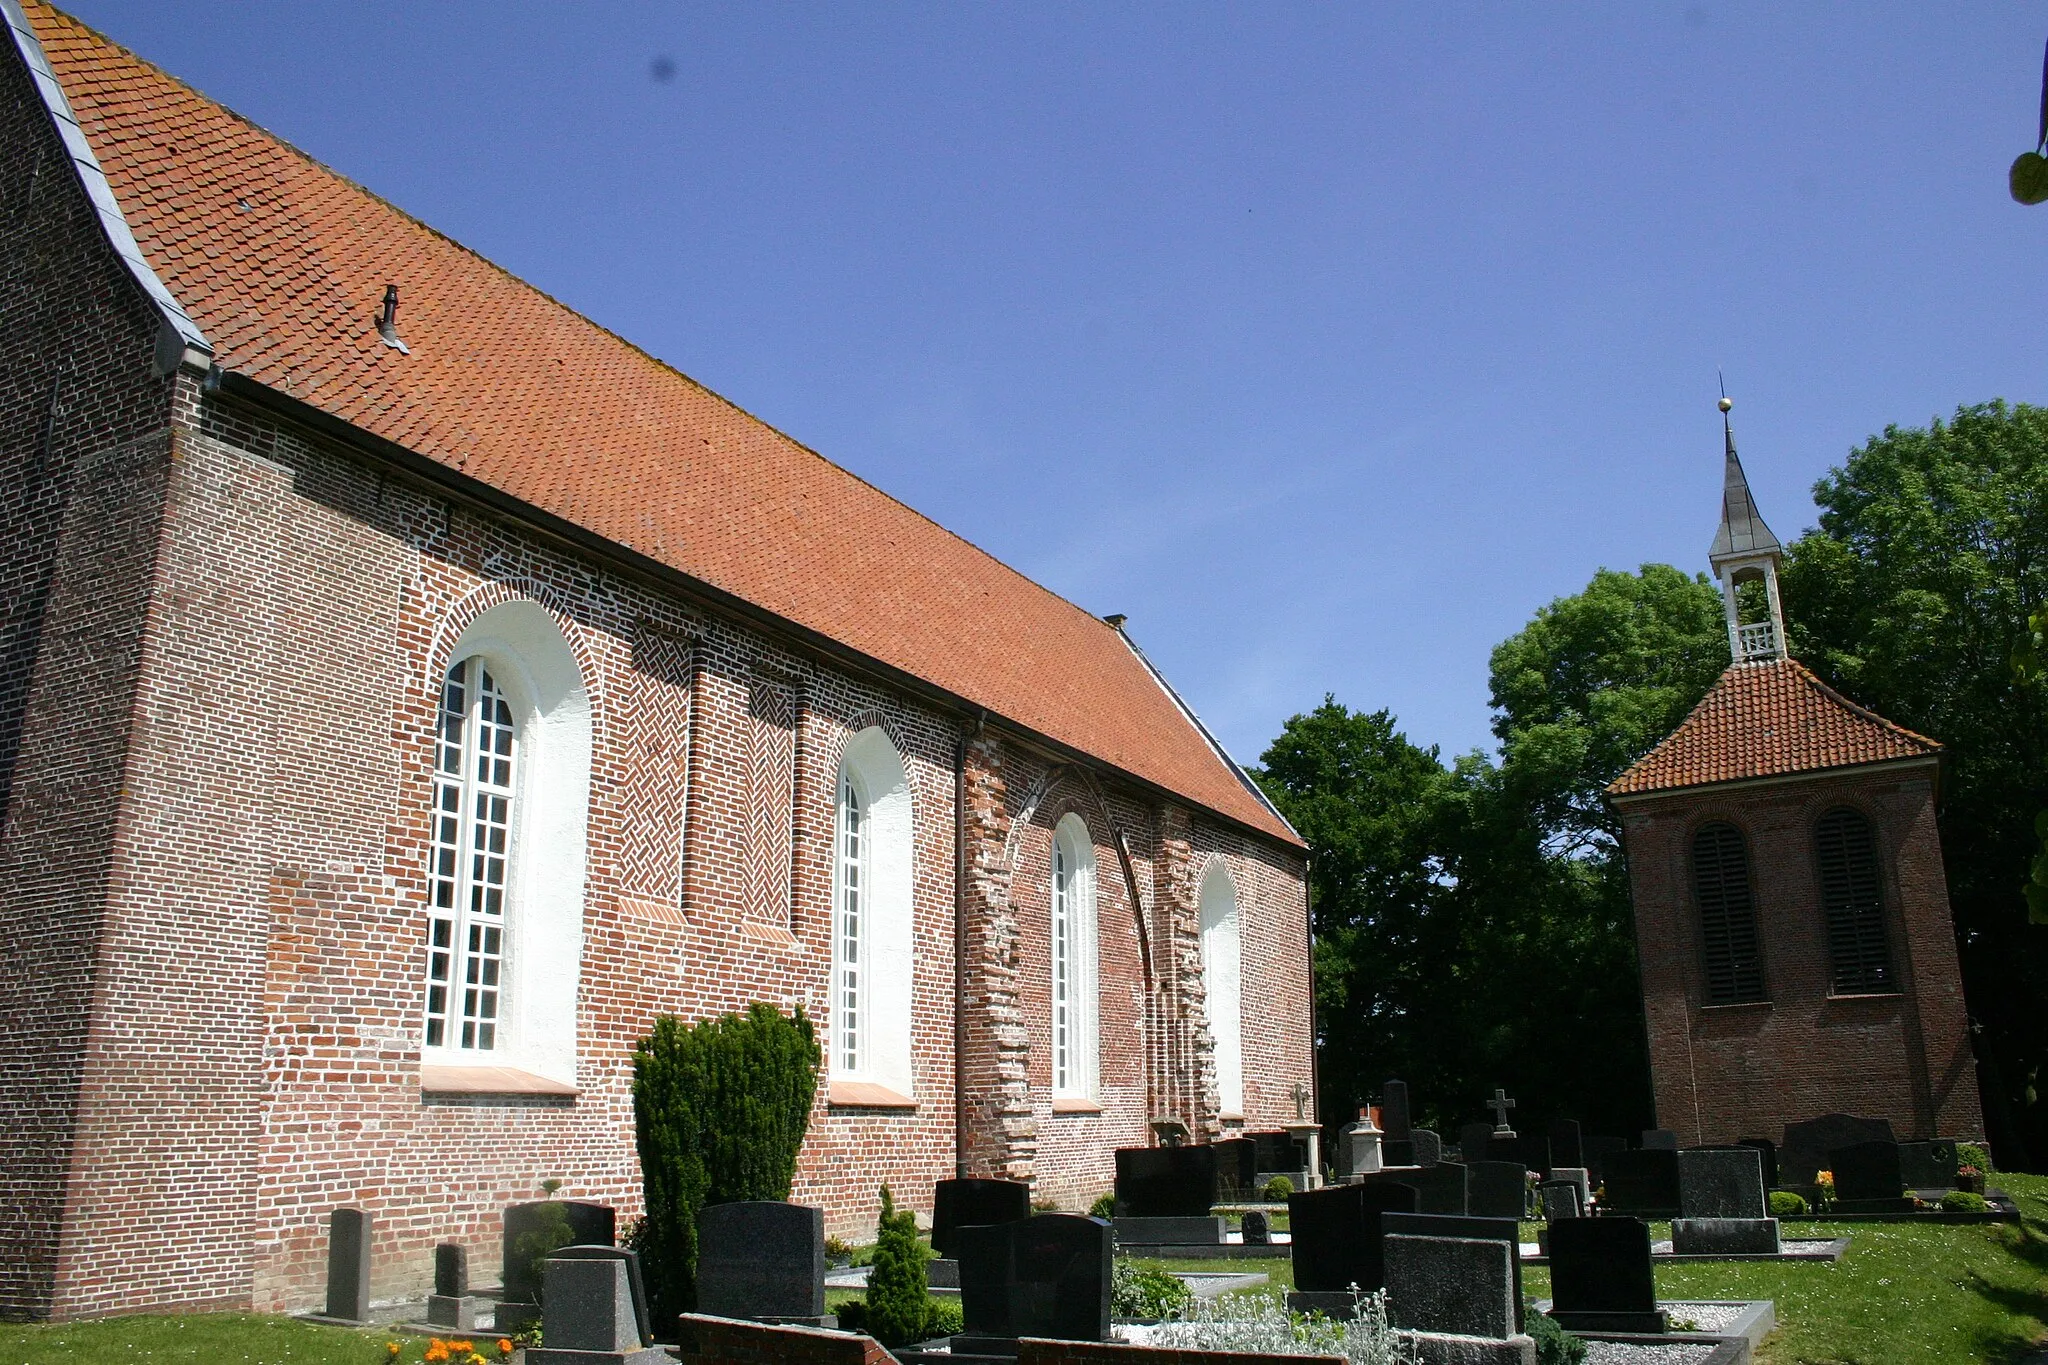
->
[
  {"left": 1691, "top": 821, "right": 1766, "bottom": 1004},
  {"left": 1051, "top": 817, "right": 1096, "bottom": 1097},
  {"left": 1816, "top": 807, "right": 1895, "bottom": 995},
  {"left": 426, "top": 657, "right": 517, "bottom": 1051},
  {"left": 834, "top": 772, "right": 868, "bottom": 1074}
]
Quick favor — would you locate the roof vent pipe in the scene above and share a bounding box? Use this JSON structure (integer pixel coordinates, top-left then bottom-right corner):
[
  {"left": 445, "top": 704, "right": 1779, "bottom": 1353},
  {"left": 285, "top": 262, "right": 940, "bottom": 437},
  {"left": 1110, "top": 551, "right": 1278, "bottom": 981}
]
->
[{"left": 376, "top": 284, "right": 409, "bottom": 354}]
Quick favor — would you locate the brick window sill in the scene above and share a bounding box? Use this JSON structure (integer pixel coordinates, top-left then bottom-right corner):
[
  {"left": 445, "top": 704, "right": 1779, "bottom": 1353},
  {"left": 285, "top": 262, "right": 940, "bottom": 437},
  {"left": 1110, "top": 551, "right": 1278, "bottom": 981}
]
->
[
  {"left": 1052, "top": 1097, "right": 1103, "bottom": 1115},
  {"left": 1218, "top": 1111, "right": 1246, "bottom": 1125},
  {"left": 829, "top": 1081, "right": 917, "bottom": 1110},
  {"left": 1826, "top": 990, "right": 1905, "bottom": 1002},
  {"left": 421, "top": 1064, "right": 579, "bottom": 1097},
  {"left": 1698, "top": 999, "right": 1772, "bottom": 1011}
]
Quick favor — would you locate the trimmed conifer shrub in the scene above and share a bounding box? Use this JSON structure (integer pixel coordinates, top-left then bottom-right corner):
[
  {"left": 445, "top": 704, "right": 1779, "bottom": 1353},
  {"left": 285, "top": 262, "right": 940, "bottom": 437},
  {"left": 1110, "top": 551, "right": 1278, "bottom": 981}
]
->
[
  {"left": 862, "top": 1183, "right": 932, "bottom": 1346},
  {"left": 632, "top": 1003, "right": 821, "bottom": 1334}
]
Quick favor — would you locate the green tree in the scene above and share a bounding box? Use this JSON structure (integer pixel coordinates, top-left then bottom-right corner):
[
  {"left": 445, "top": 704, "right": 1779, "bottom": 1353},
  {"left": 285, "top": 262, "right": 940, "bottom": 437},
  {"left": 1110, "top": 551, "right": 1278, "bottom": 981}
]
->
[
  {"left": 1781, "top": 400, "right": 2048, "bottom": 1167},
  {"left": 862, "top": 1184, "right": 931, "bottom": 1346},
  {"left": 632, "top": 1003, "right": 821, "bottom": 1333}
]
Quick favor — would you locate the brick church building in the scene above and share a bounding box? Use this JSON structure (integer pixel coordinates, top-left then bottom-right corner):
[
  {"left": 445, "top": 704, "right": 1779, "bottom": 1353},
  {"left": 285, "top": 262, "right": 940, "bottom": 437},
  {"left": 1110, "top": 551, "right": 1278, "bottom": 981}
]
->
[
  {"left": 1608, "top": 404, "right": 1982, "bottom": 1149},
  {"left": 0, "top": 2, "right": 1312, "bottom": 1320}
]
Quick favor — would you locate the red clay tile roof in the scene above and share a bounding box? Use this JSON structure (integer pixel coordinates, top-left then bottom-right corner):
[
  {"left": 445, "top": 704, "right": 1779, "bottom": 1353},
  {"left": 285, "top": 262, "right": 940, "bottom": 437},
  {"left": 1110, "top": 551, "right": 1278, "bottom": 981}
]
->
[
  {"left": 1607, "top": 658, "right": 1940, "bottom": 798},
  {"left": 22, "top": 1, "right": 1297, "bottom": 845}
]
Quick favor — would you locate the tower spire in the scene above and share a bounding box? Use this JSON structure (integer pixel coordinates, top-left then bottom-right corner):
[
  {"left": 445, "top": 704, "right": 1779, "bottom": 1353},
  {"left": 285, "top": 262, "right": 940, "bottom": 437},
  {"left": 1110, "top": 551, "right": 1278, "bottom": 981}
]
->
[{"left": 1707, "top": 394, "right": 1787, "bottom": 664}]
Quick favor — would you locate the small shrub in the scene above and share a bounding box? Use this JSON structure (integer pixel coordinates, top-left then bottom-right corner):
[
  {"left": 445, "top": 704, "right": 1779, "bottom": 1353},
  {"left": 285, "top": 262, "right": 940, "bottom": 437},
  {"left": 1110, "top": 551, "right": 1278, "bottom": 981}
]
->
[
  {"left": 824, "top": 1235, "right": 854, "bottom": 1265},
  {"left": 1088, "top": 1192, "right": 1117, "bottom": 1220},
  {"left": 1957, "top": 1142, "right": 1993, "bottom": 1174},
  {"left": 1768, "top": 1190, "right": 1808, "bottom": 1217},
  {"left": 1111, "top": 1260, "right": 1193, "bottom": 1320},
  {"left": 838, "top": 1291, "right": 960, "bottom": 1342},
  {"left": 1941, "top": 1190, "right": 1990, "bottom": 1213},
  {"left": 863, "top": 1184, "right": 932, "bottom": 1346},
  {"left": 1261, "top": 1175, "right": 1295, "bottom": 1201},
  {"left": 1529, "top": 1311, "right": 1588, "bottom": 1365}
]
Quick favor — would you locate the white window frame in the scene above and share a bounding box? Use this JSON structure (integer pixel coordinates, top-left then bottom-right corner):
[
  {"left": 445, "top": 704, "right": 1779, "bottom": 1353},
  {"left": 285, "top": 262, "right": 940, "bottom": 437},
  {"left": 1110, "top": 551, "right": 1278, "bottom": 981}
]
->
[
  {"left": 426, "top": 655, "right": 519, "bottom": 1052},
  {"left": 833, "top": 767, "right": 870, "bottom": 1077},
  {"left": 829, "top": 727, "right": 916, "bottom": 1098},
  {"left": 1200, "top": 861, "right": 1244, "bottom": 1116},
  {"left": 1051, "top": 813, "right": 1099, "bottom": 1100}
]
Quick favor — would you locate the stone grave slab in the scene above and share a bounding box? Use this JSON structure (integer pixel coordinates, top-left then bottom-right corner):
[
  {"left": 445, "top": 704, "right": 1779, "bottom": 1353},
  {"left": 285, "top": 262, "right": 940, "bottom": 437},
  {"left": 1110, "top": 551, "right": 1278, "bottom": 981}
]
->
[
  {"left": 1580, "top": 1135, "right": 1626, "bottom": 1184},
  {"left": 1736, "top": 1138, "right": 1780, "bottom": 1190},
  {"left": 1114, "top": 1145, "right": 1217, "bottom": 1218},
  {"left": 1640, "top": 1129, "right": 1678, "bottom": 1151},
  {"left": 1386, "top": 1235, "right": 1515, "bottom": 1339},
  {"left": 1899, "top": 1139, "right": 1959, "bottom": 1190},
  {"left": 1828, "top": 1140, "right": 1912, "bottom": 1211},
  {"left": 1459, "top": 1122, "right": 1495, "bottom": 1164},
  {"left": 1548, "top": 1119, "right": 1583, "bottom": 1169},
  {"left": 955, "top": 1213, "right": 1111, "bottom": 1352},
  {"left": 1487, "top": 1133, "right": 1551, "bottom": 1177},
  {"left": 1679, "top": 1147, "right": 1767, "bottom": 1219},
  {"left": 1213, "top": 1138, "right": 1259, "bottom": 1198},
  {"left": 1671, "top": 1217, "right": 1782, "bottom": 1255},
  {"left": 933, "top": 1179, "right": 1032, "bottom": 1258},
  {"left": 1550, "top": 1166, "right": 1591, "bottom": 1210},
  {"left": 1381, "top": 1080, "right": 1413, "bottom": 1141},
  {"left": 1242, "top": 1210, "right": 1270, "bottom": 1244},
  {"left": 695, "top": 1201, "right": 828, "bottom": 1325},
  {"left": 503, "top": 1201, "right": 616, "bottom": 1306},
  {"left": 1600, "top": 1149, "right": 1680, "bottom": 1218},
  {"left": 427, "top": 1241, "right": 489, "bottom": 1331},
  {"left": 1466, "top": 1161, "right": 1529, "bottom": 1220},
  {"left": 1250, "top": 1130, "right": 1309, "bottom": 1183},
  {"left": 324, "top": 1208, "right": 371, "bottom": 1325},
  {"left": 1410, "top": 1129, "right": 1443, "bottom": 1167},
  {"left": 1782, "top": 1114, "right": 1895, "bottom": 1186},
  {"left": 1360, "top": 1162, "right": 1465, "bottom": 1215},
  {"left": 1381, "top": 1212, "right": 1523, "bottom": 1331},
  {"left": 1539, "top": 1181, "right": 1583, "bottom": 1221},
  {"left": 1545, "top": 1216, "right": 1666, "bottom": 1335},
  {"left": 1286, "top": 1180, "right": 1418, "bottom": 1307},
  {"left": 527, "top": 1247, "right": 665, "bottom": 1365}
]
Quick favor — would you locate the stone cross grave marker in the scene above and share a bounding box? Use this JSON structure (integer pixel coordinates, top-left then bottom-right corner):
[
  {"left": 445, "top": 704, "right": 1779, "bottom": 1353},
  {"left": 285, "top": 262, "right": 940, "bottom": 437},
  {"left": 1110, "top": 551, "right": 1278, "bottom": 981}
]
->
[
  {"left": 533, "top": 1246, "right": 665, "bottom": 1364},
  {"left": 694, "top": 1201, "right": 829, "bottom": 1325},
  {"left": 956, "top": 1214, "right": 1112, "bottom": 1352},
  {"left": 323, "top": 1208, "right": 371, "bottom": 1324},
  {"left": 1545, "top": 1216, "right": 1666, "bottom": 1334},
  {"left": 1292, "top": 1081, "right": 1313, "bottom": 1121},
  {"left": 1488, "top": 1088, "right": 1517, "bottom": 1135}
]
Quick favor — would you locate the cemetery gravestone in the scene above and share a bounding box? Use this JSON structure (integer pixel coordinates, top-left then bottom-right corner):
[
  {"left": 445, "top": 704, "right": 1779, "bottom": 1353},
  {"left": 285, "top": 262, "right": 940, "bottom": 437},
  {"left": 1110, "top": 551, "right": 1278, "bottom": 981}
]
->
[
  {"left": 932, "top": 1179, "right": 1032, "bottom": 1258},
  {"left": 1487, "top": 1133, "right": 1551, "bottom": 1177},
  {"left": 1380, "top": 1080, "right": 1415, "bottom": 1167},
  {"left": 1385, "top": 1235, "right": 1518, "bottom": 1342},
  {"left": 1539, "top": 1181, "right": 1583, "bottom": 1221},
  {"left": 1213, "top": 1138, "right": 1259, "bottom": 1198},
  {"left": 427, "top": 1241, "right": 489, "bottom": 1331},
  {"left": 1737, "top": 1138, "right": 1780, "bottom": 1191},
  {"left": 1829, "top": 1140, "right": 1912, "bottom": 1211},
  {"left": 1550, "top": 1167, "right": 1592, "bottom": 1211},
  {"left": 1640, "top": 1129, "right": 1678, "bottom": 1151},
  {"left": 1781, "top": 1114, "right": 1895, "bottom": 1186},
  {"left": 955, "top": 1214, "right": 1112, "bottom": 1351},
  {"left": 1361, "top": 1162, "right": 1466, "bottom": 1215},
  {"left": 1338, "top": 1113, "right": 1384, "bottom": 1179},
  {"left": 694, "top": 1202, "right": 829, "bottom": 1326},
  {"left": 1286, "top": 1181, "right": 1419, "bottom": 1314},
  {"left": 1546, "top": 1217, "right": 1666, "bottom": 1335},
  {"left": 1600, "top": 1149, "right": 1681, "bottom": 1218},
  {"left": 1251, "top": 1130, "right": 1309, "bottom": 1184},
  {"left": 1242, "top": 1210, "right": 1270, "bottom": 1245},
  {"left": 503, "top": 1202, "right": 617, "bottom": 1305},
  {"left": 1466, "top": 1161, "right": 1529, "bottom": 1221},
  {"left": 528, "top": 1247, "right": 665, "bottom": 1365},
  {"left": 1581, "top": 1135, "right": 1626, "bottom": 1185},
  {"left": 1114, "top": 1145, "right": 1222, "bottom": 1243},
  {"left": 1548, "top": 1118, "right": 1584, "bottom": 1168},
  {"left": 1678, "top": 1148, "right": 1767, "bottom": 1219},
  {"left": 323, "top": 1207, "right": 371, "bottom": 1324},
  {"left": 1409, "top": 1129, "right": 1443, "bottom": 1168},
  {"left": 1382, "top": 1212, "right": 1524, "bottom": 1331},
  {"left": 1899, "top": 1140, "right": 1960, "bottom": 1191},
  {"left": 1459, "top": 1122, "right": 1495, "bottom": 1165}
]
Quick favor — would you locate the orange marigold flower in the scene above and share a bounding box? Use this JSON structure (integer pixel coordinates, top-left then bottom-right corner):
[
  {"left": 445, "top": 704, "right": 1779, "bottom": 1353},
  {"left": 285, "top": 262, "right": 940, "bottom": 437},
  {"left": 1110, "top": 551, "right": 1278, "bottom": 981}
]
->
[
  {"left": 386, "top": 1344, "right": 403, "bottom": 1359},
  {"left": 498, "top": 1340, "right": 515, "bottom": 1357}
]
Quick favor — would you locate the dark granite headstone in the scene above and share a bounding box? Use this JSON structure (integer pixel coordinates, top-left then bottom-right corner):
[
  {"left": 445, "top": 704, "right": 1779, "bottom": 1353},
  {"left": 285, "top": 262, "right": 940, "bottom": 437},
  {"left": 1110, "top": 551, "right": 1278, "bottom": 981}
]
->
[
  {"left": 1459, "top": 1122, "right": 1494, "bottom": 1164},
  {"left": 503, "top": 1201, "right": 616, "bottom": 1304},
  {"left": 1600, "top": 1149, "right": 1680, "bottom": 1217},
  {"left": 434, "top": 1242, "right": 468, "bottom": 1298},
  {"left": 1640, "top": 1129, "right": 1679, "bottom": 1151},
  {"left": 1677, "top": 1147, "right": 1767, "bottom": 1220},
  {"left": 1829, "top": 1140, "right": 1906, "bottom": 1206},
  {"left": 1250, "top": 1130, "right": 1308, "bottom": 1175},
  {"left": 1287, "top": 1181, "right": 1419, "bottom": 1293},
  {"left": 1781, "top": 1114, "right": 1895, "bottom": 1185},
  {"left": 324, "top": 1208, "right": 371, "bottom": 1323},
  {"left": 1360, "top": 1162, "right": 1466, "bottom": 1215},
  {"left": 1242, "top": 1210, "right": 1270, "bottom": 1244},
  {"left": 428, "top": 1240, "right": 488, "bottom": 1332},
  {"left": 1548, "top": 1119, "right": 1584, "bottom": 1169},
  {"left": 1546, "top": 1216, "right": 1666, "bottom": 1334},
  {"left": 956, "top": 1214, "right": 1112, "bottom": 1347},
  {"left": 1736, "top": 1138, "right": 1780, "bottom": 1190},
  {"left": 1410, "top": 1129, "right": 1443, "bottom": 1168},
  {"left": 1466, "top": 1161, "right": 1528, "bottom": 1220},
  {"left": 1381, "top": 1080, "right": 1413, "bottom": 1141},
  {"left": 1114, "top": 1145, "right": 1218, "bottom": 1218},
  {"left": 1899, "top": 1140, "right": 1960, "bottom": 1190},
  {"left": 1385, "top": 1235, "right": 1517, "bottom": 1340},
  {"left": 1539, "top": 1180, "right": 1583, "bottom": 1221},
  {"left": 1381, "top": 1211, "right": 1523, "bottom": 1331},
  {"left": 1581, "top": 1135, "right": 1627, "bottom": 1184},
  {"left": 933, "top": 1179, "right": 1032, "bottom": 1259},
  {"left": 1213, "top": 1138, "right": 1259, "bottom": 1198},
  {"left": 1488, "top": 1133, "right": 1551, "bottom": 1177},
  {"left": 694, "top": 1201, "right": 827, "bottom": 1323},
  {"left": 545, "top": 1245, "right": 655, "bottom": 1352}
]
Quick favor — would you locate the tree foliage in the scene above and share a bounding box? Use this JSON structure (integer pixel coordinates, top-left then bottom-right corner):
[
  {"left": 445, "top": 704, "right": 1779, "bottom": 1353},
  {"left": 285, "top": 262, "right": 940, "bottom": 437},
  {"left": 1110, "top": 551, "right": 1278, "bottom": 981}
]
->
[
  {"left": 1782, "top": 400, "right": 2048, "bottom": 1166},
  {"left": 860, "top": 1184, "right": 933, "bottom": 1346},
  {"left": 632, "top": 1003, "right": 821, "bottom": 1333}
]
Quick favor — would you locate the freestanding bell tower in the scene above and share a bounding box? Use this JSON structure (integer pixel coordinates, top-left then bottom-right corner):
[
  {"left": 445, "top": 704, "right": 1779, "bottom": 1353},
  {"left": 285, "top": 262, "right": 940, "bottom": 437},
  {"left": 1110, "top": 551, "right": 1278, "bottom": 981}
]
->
[{"left": 1605, "top": 400, "right": 1983, "bottom": 1150}]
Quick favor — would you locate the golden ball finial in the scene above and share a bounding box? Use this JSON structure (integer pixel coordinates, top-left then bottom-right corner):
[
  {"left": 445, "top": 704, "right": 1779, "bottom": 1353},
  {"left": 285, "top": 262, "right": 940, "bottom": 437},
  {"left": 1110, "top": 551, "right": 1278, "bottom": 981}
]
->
[{"left": 1718, "top": 396, "right": 1733, "bottom": 413}]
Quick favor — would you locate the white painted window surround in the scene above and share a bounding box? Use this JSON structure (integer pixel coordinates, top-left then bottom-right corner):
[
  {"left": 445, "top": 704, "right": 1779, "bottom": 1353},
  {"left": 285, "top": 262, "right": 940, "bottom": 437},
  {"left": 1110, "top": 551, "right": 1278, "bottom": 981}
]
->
[
  {"left": 1200, "top": 861, "right": 1244, "bottom": 1115},
  {"left": 421, "top": 600, "right": 591, "bottom": 1090},
  {"left": 1051, "top": 813, "right": 1100, "bottom": 1100},
  {"left": 831, "top": 727, "right": 915, "bottom": 1099}
]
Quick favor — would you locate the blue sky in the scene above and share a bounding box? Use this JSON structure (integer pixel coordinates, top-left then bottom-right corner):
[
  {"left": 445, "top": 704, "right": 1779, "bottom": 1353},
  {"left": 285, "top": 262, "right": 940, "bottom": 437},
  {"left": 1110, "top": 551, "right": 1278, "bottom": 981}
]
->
[{"left": 63, "top": 2, "right": 2048, "bottom": 765}]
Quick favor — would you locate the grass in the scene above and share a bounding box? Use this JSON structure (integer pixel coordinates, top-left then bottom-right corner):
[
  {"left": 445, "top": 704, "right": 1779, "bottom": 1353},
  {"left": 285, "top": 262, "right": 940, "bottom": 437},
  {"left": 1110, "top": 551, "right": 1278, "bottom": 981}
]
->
[{"left": 0, "top": 1312, "right": 396, "bottom": 1364}]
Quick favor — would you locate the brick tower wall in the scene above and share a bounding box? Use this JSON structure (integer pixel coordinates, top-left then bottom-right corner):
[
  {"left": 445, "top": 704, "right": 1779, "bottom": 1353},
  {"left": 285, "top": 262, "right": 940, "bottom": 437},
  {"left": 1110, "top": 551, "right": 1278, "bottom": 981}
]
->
[{"left": 1620, "top": 762, "right": 1983, "bottom": 1147}]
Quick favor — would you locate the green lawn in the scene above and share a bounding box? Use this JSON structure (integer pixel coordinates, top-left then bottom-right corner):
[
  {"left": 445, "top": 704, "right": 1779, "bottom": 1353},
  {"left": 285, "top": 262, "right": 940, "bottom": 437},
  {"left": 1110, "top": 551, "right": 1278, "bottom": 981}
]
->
[{"left": 9, "top": 1180, "right": 2047, "bottom": 1365}]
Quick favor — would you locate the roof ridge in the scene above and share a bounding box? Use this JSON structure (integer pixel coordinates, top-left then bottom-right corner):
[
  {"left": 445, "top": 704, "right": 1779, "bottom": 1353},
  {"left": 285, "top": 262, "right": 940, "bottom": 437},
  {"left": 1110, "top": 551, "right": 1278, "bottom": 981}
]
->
[
  {"left": 1781, "top": 657, "right": 1941, "bottom": 753},
  {"left": 27, "top": 0, "right": 1130, "bottom": 648}
]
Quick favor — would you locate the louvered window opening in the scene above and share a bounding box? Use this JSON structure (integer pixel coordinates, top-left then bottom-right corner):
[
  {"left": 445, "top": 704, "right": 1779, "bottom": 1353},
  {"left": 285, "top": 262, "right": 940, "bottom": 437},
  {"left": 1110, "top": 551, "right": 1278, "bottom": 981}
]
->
[
  {"left": 1692, "top": 822, "right": 1766, "bottom": 1004},
  {"left": 1816, "top": 807, "right": 1895, "bottom": 994}
]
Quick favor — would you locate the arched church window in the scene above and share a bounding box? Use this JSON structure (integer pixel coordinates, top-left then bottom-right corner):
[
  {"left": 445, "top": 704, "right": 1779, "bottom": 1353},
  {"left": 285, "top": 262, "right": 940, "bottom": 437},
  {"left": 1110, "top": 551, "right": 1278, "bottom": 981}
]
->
[
  {"left": 832, "top": 727, "right": 916, "bottom": 1098},
  {"left": 1200, "top": 862, "right": 1243, "bottom": 1115},
  {"left": 1691, "top": 822, "right": 1766, "bottom": 1004},
  {"left": 427, "top": 656, "right": 517, "bottom": 1051},
  {"left": 1815, "top": 807, "right": 1895, "bottom": 995},
  {"left": 1051, "top": 813, "right": 1099, "bottom": 1099}
]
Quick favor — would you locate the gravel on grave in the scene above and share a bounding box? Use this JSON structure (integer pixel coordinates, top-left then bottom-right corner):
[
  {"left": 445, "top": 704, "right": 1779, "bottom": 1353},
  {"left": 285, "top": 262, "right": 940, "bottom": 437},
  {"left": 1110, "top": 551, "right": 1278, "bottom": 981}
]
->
[
  {"left": 1584, "top": 1343, "right": 1718, "bottom": 1365},
  {"left": 1658, "top": 1302, "right": 1747, "bottom": 1333}
]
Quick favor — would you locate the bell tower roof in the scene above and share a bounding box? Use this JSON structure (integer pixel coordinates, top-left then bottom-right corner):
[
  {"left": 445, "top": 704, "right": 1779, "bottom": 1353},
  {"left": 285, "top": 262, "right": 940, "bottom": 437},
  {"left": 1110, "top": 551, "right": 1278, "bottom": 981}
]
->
[{"left": 1708, "top": 401, "right": 1783, "bottom": 569}]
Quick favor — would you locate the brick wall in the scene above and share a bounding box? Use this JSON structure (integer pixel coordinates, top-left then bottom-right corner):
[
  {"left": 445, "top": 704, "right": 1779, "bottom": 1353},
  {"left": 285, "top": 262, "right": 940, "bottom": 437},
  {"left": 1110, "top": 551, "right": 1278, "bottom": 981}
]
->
[
  {"left": 0, "top": 29, "right": 180, "bottom": 1320},
  {"left": 671, "top": 1314, "right": 896, "bottom": 1365},
  {"left": 1620, "top": 763, "right": 1983, "bottom": 1146}
]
